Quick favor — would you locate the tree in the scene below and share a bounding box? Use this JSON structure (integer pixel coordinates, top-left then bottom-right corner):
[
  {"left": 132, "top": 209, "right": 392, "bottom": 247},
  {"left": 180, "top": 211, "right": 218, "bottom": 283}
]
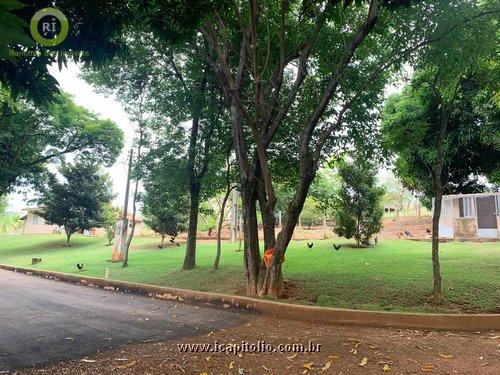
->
[
  {"left": 0, "top": 88, "right": 124, "bottom": 196},
  {"left": 381, "top": 66, "right": 499, "bottom": 303},
  {"left": 332, "top": 159, "right": 384, "bottom": 247},
  {"left": 103, "top": 204, "right": 120, "bottom": 246},
  {"left": 309, "top": 167, "right": 341, "bottom": 228},
  {"left": 38, "top": 162, "right": 114, "bottom": 246},
  {"left": 300, "top": 198, "right": 323, "bottom": 230},
  {"left": 141, "top": 140, "right": 190, "bottom": 248},
  {"left": 0, "top": 195, "right": 22, "bottom": 234}
]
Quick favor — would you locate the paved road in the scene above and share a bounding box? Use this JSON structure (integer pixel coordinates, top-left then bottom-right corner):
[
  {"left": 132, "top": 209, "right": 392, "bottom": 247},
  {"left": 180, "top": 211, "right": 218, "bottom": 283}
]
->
[{"left": 0, "top": 270, "right": 250, "bottom": 371}]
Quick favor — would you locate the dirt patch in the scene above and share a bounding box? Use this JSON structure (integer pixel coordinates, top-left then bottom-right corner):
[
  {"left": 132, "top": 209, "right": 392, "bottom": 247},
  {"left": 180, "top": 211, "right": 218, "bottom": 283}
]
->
[
  {"left": 282, "top": 280, "right": 318, "bottom": 304},
  {"left": 15, "top": 316, "right": 499, "bottom": 375}
]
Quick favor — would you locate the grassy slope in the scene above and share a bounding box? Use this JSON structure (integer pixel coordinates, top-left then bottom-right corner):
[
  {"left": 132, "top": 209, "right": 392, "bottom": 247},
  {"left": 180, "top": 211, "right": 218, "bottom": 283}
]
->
[{"left": 0, "top": 234, "right": 498, "bottom": 313}]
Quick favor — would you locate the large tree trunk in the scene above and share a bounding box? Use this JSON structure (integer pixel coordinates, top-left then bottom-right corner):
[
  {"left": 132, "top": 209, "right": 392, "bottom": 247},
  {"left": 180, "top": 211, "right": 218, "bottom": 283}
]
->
[
  {"left": 241, "top": 183, "right": 262, "bottom": 295},
  {"left": 258, "top": 157, "right": 317, "bottom": 297},
  {"left": 183, "top": 114, "right": 202, "bottom": 271},
  {"left": 256, "top": 175, "right": 276, "bottom": 250},
  {"left": 183, "top": 182, "right": 200, "bottom": 270}
]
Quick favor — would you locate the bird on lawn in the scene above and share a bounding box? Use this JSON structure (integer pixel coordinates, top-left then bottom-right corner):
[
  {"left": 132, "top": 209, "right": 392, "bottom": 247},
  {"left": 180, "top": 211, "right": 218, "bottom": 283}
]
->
[
  {"left": 76, "top": 263, "right": 84, "bottom": 270},
  {"left": 307, "top": 242, "right": 314, "bottom": 250},
  {"left": 404, "top": 230, "right": 413, "bottom": 237},
  {"left": 333, "top": 244, "right": 341, "bottom": 251},
  {"left": 426, "top": 228, "right": 431, "bottom": 234}
]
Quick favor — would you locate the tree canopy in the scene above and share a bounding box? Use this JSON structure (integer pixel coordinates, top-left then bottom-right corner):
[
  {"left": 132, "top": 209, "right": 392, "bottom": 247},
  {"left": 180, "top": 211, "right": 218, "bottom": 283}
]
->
[
  {"left": 38, "top": 161, "right": 114, "bottom": 245},
  {"left": 332, "top": 158, "right": 385, "bottom": 247},
  {"left": 381, "top": 68, "right": 500, "bottom": 207},
  {"left": 0, "top": 89, "right": 124, "bottom": 196}
]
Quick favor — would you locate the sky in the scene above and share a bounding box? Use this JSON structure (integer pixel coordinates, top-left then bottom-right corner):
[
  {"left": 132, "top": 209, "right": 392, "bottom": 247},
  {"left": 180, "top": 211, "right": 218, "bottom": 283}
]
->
[
  {"left": 7, "top": 63, "right": 405, "bottom": 214},
  {"left": 7, "top": 63, "right": 136, "bottom": 213}
]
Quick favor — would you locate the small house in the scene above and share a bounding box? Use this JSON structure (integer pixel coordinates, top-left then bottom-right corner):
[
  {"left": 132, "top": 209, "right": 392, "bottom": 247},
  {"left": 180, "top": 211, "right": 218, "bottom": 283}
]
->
[
  {"left": 436, "top": 192, "right": 500, "bottom": 239},
  {"left": 21, "top": 207, "right": 144, "bottom": 236},
  {"left": 21, "top": 207, "right": 63, "bottom": 234}
]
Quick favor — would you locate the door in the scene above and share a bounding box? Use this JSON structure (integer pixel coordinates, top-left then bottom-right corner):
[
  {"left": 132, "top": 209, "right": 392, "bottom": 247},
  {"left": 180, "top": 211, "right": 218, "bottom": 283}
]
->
[{"left": 476, "top": 196, "right": 498, "bottom": 238}]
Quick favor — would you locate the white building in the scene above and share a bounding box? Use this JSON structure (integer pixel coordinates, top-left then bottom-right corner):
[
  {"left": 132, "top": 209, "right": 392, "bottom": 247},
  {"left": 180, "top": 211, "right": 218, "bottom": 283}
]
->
[{"left": 437, "top": 192, "right": 500, "bottom": 239}]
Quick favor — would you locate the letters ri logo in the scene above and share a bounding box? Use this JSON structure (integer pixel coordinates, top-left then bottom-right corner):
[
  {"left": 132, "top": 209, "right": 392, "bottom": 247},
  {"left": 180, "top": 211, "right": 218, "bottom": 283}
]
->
[{"left": 30, "top": 7, "right": 69, "bottom": 47}]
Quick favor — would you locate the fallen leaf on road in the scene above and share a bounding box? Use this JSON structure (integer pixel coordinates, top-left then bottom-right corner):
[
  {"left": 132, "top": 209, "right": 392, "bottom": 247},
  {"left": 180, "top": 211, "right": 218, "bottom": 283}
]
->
[
  {"left": 321, "top": 361, "right": 331, "bottom": 371},
  {"left": 383, "top": 364, "right": 391, "bottom": 372},
  {"left": 328, "top": 355, "right": 340, "bottom": 361},
  {"left": 204, "top": 356, "right": 211, "bottom": 362},
  {"left": 229, "top": 361, "right": 234, "bottom": 369},
  {"left": 421, "top": 364, "right": 436, "bottom": 372},
  {"left": 80, "top": 359, "right": 96, "bottom": 363},
  {"left": 438, "top": 354, "right": 453, "bottom": 359},
  {"left": 238, "top": 368, "right": 244, "bottom": 374},
  {"left": 262, "top": 365, "right": 270, "bottom": 371},
  {"left": 116, "top": 361, "right": 136, "bottom": 369},
  {"left": 302, "top": 362, "right": 314, "bottom": 370},
  {"left": 358, "top": 357, "right": 368, "bottom": 367},
  {"left": 287, "top": 353, "right": 298, "bottom": 360},
  {"left": 65, "top": 337, "right": 75, "bottom": 341},
  {"left": 478, "top": 356, "right": 483, "bottom": 360},
  {"left": 489, "top": 335, "right": 500, "bottom": 339}
]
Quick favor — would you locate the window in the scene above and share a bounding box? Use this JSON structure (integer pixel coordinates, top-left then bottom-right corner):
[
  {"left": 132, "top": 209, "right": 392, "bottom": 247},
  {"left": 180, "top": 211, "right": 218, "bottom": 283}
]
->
[
  {"left": 495, "top": 195, "right": 500, "bottom": 216},
  {"left": 461, "top": 197, "right": 475, "bottom": 218},
  {"left": 33, "top": 214, "right": 42, "bottom": 225}
]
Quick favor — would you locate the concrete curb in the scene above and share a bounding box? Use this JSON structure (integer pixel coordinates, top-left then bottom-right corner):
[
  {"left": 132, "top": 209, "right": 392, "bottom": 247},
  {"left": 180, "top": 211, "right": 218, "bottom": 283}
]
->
[{"left": 1, "top": 264, "right": 499, "bottom": 332}]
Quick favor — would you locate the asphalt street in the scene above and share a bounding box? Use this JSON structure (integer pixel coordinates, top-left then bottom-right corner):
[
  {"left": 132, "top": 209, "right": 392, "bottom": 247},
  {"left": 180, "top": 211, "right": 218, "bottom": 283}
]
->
[{"left": 0, "top": 269, "right": 249, "bottom": 371}]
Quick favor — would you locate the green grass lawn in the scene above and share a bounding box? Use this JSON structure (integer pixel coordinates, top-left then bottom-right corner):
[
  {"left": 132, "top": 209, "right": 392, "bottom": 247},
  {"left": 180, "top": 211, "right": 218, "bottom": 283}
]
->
[{"left": 0, "top": 234, "right": 498, "bottom": 314}]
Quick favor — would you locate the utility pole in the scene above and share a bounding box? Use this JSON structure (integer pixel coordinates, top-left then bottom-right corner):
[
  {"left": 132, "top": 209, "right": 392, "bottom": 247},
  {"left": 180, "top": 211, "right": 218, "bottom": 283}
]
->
[
  {"left": 111, "top": 149, "right": 133, "bottom": 261},
  {"left": 230, "top": 189, "right": 239, "bottom": 242}
]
